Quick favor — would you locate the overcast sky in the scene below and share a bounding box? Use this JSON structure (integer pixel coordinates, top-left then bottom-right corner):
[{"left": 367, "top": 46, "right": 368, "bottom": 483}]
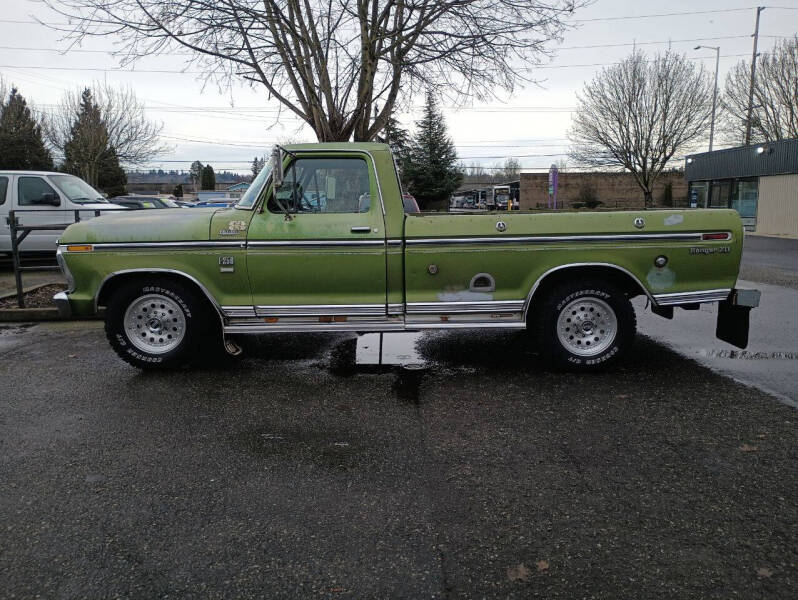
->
[{"left": 1, "top": 0, "right": 796, "bottom": 174}]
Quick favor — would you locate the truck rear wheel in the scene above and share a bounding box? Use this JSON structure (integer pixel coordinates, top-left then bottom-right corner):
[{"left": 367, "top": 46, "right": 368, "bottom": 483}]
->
[
  {"left": 104, "top": 277, "right": 218, "bottom": 369},
  {"left": 532, "top": 279, "right": 636, "bottom": 371}
]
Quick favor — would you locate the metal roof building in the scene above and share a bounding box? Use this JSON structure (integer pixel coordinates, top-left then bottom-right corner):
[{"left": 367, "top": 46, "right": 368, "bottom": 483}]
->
[{"left": 685, "top": 138, "right": 798, "bottom": 235}]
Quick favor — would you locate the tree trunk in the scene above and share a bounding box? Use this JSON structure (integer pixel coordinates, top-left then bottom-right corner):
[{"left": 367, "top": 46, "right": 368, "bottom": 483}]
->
[{"left": 644, "top": 190, "right": 653, "bottom": 209}]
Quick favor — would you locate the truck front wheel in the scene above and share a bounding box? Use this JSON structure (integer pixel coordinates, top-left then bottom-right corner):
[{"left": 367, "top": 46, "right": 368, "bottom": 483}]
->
[
  {"left": 104, "top": 277, "right": 217, "bottom": 369},
  {"left": 532, "top": 279, "right": 636, "bottom": 371}
]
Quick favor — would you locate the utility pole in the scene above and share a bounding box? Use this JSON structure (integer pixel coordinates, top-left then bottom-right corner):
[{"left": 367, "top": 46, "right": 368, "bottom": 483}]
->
[
  {"left": 695, "top": 45, "right": 720, "bottom": 151},
  {"left": 745, "top": 6, "right": 765, "bottom": 145}
]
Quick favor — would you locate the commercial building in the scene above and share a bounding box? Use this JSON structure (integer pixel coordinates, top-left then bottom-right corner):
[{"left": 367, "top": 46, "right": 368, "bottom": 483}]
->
[
  {"left": 685, "top": 138, "right": 798, "bottom": 235},
  {"left": 518, "top": 171, "right": 687, "bottom": 211}
]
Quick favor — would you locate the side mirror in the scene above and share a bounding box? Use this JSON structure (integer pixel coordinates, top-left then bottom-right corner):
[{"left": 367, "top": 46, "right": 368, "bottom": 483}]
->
[
  {"left": 41, "top": 192, "right": 60, "bottom": 206},
  {"left": 270, "top": 146, "right": 284, "bottom": 188}
]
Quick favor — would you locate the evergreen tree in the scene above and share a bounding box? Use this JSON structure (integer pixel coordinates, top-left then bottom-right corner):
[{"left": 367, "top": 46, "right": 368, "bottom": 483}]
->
[
  {"left": 62, "top": 89, "right": 110, "bottom": 187},
  {"left": 0, "top": 88, "right": 54, "bottom": 170},
  {"left": 97, "top": 145, "right": 127, "bottom": 197},
  {"left": 379, "top": 117, "right": 411, "bottom": 164},
  {"left": 201, "top": 164, "right": 216, "bottom": 190},
  {"left": 403, "top": 93, "right": 462, "bottom": 207},
  {"left": 251, "top": 156, "right": 265, "bottom": 177}
]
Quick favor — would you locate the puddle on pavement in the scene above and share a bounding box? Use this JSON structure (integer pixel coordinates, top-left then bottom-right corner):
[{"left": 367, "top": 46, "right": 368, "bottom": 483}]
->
[
  {"left": 355, "top": 332, "right": 428, "bottom": 369},
  {"left": 698, "top": 349, "right": 798, "bottom": 360}
]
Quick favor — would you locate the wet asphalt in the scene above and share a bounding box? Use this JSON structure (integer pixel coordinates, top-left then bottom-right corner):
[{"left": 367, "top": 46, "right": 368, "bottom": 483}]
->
[
  {"left": 1, "top": 322, "right": 796, "bottom": 598},
  {"left": 740, "top": 235, "right": 798, "bottom": 290}
]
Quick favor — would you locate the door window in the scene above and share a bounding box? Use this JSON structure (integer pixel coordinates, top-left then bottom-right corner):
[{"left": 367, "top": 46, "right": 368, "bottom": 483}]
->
[
  {"left": 0, "top": 176, "right": 8, "bottom": 205},
  {"left": 688, "top": 181, "right": 708, "bottom": 208},
  {"left": 709, "top": 180, "right": 731, "bottom": 208},
  {"left": 268, "top": 157, "right": 371, "bottom": 214},
  {"left": 18, "top": 177, "right": 60, "bottom": 206}
]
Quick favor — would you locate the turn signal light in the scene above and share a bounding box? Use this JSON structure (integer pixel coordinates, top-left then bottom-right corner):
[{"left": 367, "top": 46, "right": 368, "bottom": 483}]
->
[
  {"left": 66, "top": 245, "right": 93, "bottom": 252},
  {"left": 701, "top": 232, "right": 730, "bottom": 241}
]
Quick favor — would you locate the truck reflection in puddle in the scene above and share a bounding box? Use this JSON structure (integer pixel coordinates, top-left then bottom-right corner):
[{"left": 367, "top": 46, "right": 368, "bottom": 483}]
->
[{"left": 355, "top": 332, "right": 427, "bottom": 369}]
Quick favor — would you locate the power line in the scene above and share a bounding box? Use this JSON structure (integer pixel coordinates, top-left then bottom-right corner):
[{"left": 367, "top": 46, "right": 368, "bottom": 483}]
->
[
  {"left": 4, "top": 7, "right": 787, "bottom": 28},
  {"left": 0, "top": 52, "right": 751, "bottom": 76},
  {"left": 571, "top": 7, "right": 755, "bottom": 22},
  {"left": 557, "top": 34, "right": 787, "bottom": 51},
  {"left": 1, "top": 35, "right": 789, "bottom": 56}
]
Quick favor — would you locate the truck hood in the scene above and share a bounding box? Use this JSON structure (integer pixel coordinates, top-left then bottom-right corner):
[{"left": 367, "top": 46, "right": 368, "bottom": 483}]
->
[{"left": 59, "top": 208, "right": 218, "bottom": 244}]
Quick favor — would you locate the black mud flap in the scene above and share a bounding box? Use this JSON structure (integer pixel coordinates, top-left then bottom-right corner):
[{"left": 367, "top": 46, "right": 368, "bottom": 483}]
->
[
  {"left": 716, "top": 300, "right": 751, "bottom": 349},
  {"left": 651, "top": 304, "right": 674, "bottom": 319}
]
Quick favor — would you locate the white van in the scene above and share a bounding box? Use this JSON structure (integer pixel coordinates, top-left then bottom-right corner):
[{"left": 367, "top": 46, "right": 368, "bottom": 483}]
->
[{"left": 0, "top": 171, "right": 126, "bottom": 255}]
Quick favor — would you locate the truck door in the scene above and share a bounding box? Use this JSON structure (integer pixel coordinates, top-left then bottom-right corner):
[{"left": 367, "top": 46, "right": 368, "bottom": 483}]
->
[
  {"left": 7, "top": 175, "right": 67, "bottom": 253},
  {"left": 0, "top": 175, "right": 9, "bottom": 252},
  {"left": 245, "top": 153, "right": 388, "bottom": 319}
]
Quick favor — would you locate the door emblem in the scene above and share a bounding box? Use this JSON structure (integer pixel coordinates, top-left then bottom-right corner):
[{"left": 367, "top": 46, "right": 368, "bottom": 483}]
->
[
  {"left": 219, "top": 256, "right": 235, "bottom": 273},
  {"left": 219, "top": 220, "right": 248, "bottom": 235},
  {"left": 634, "top": 217, "right": 645, "bottom": 229},
  {"left": 496, "top": 221, "right": 507, "bottom": 232}
]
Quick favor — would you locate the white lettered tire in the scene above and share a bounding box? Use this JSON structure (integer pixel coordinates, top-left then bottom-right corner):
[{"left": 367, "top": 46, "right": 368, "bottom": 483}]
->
[
  {"left": 105, "top": 277, "right": 217, "bottom": 369},
  {"left": 533, "top": 279, "right": 636, "bottom": 371}
]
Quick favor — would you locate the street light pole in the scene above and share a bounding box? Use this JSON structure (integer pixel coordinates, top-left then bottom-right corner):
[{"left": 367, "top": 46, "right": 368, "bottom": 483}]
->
[{"left": 695, "top": 45, "right": 720, "bottom": 152}]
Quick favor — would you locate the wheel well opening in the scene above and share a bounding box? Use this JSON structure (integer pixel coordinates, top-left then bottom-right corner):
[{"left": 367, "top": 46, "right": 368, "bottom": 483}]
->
[
  {"left": 528, "top": 266, "right": 647, "bottom": 312},
  {"left": 97, "top": 272, "right": 220, "bottom": 318}
]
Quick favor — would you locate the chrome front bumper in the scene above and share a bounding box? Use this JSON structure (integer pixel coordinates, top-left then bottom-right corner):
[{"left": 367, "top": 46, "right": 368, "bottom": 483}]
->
[{"left": 53, "top": 291, "right": 72, "bottom": 318}]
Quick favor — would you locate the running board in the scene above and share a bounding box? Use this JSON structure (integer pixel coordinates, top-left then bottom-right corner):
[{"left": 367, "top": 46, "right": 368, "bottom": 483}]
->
[{"left": 224, "top": 320, "right": 526, "bottom": 334}]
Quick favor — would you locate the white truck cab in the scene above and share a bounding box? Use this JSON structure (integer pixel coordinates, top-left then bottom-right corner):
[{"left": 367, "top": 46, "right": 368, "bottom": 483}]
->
[{"left": 0, "top": 171, "right": 126, "bottom": 255}]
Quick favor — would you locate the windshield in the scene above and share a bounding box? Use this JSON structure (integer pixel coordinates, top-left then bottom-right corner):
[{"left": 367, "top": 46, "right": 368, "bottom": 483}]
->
[
  {"left": 159, "top": 198, "right": 180, "bottom": 208},
  {"left": 48, "top": 174, "right": 108, "bottom": 204},
  {"left": 236, "top": 162, "right": 272, "bottom": 209}
]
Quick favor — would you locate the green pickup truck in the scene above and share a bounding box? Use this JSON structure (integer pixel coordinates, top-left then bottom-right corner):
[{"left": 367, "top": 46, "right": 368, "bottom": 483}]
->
[{"left": 54, "top": 143, "right": 759, "bottom": 370}]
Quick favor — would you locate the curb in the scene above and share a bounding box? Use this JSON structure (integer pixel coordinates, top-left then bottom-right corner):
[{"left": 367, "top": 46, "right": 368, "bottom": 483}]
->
[
  {"left": 0, "top": 308, "right": 103, "bottom": 322},
  {"left": 0, "top": 307, "right": 63, "bottom": 322}
]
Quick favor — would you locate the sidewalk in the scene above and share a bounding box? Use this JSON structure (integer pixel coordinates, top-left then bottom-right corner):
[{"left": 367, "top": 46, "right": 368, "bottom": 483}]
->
[{"left": 747, "top": 231, "right": 798, "bottom": 240}]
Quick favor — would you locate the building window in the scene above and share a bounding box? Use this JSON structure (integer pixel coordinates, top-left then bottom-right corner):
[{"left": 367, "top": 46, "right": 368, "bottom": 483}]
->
[
  {"left": 689, "top": 181, "right": 709, "bottom": 207},
  {"left": 691, "top": 177, "right": 759, "bottom": 230},
  {"left": 710, "top": 180, "right": 732, "bottom": 208},
  {"left": 731, "top": 178, "right": 759, "bottom": 219}
]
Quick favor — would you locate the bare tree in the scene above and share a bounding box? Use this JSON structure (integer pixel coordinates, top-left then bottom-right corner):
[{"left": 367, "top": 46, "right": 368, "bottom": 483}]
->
[
  {"left": 569, "top": 50, "right": 713, "bottom": 207},
  {"left": 0, "top": 75, "right": 8, "bottom": 109},
  {"left": 44, "top": 0, "right": 588, "bottom": 142},
  {"left": 44, "top": 81, "right": 166, "bottom": 167},
  {"left": 721, "top": 36, "right": 798, "bottom": 144},
  {"left": 503, "top": 157, "right": 521, "bottom": 181}
]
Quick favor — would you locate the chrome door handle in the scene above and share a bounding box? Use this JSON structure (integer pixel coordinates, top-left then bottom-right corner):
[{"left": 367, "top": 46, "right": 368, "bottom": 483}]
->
[{"left": 350, "top": 226, "right": 371, "bottom": 233}]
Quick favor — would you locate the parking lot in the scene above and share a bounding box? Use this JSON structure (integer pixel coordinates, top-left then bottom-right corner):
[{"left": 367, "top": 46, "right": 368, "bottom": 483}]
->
[{"left": 1, "top": 316, "right": 796, "bottom": 598}]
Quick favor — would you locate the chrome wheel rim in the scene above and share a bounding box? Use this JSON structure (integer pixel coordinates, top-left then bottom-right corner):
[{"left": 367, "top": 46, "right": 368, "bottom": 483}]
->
[
  {"left": 124, "top": 294, "right": 186, "bottom": 354},
  {"left": 556, "top": 297, "right": 617, "bottom": 357}
]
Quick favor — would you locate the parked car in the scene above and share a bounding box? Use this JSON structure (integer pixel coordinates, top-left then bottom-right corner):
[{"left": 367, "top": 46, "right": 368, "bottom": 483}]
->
[
  {"left": 55, "top": 142, "right": 759, "bottom": 371},
  {"left": 113, "top": 195, "right": 183, "bottom": 210},
  {"left": 0, "top": 171, "right": 126, "bottom": 255},
  {"left": 193, "top": 199, "right": 236, "bottom": 208},
  {"left": 402, "top": 193, "right": 420, "bottom": 213}
]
